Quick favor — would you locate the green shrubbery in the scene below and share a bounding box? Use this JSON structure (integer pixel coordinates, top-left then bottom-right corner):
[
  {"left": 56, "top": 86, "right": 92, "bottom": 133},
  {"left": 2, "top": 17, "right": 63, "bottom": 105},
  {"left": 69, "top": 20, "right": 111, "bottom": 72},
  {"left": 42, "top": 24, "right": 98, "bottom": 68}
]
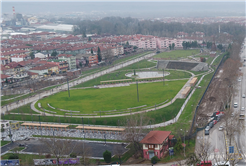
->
[{"left": 103, "top": 150, "right": 112, "bottom": 163}]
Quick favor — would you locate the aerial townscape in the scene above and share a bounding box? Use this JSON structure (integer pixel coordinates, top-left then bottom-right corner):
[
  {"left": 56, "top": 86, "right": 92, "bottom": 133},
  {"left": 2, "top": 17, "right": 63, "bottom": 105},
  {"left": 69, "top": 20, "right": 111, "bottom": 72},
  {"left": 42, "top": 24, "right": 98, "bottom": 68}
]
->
[{"left": 1, "top": 1, "right": 246, "bottom": 166}]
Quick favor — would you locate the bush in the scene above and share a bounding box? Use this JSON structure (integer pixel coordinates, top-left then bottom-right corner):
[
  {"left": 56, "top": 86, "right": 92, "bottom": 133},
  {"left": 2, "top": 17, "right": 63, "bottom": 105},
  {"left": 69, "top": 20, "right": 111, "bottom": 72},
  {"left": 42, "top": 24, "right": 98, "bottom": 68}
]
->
[
  {"left": 8, "top": 153, "right": 19, "bottom": 159},
  {"left": 151, "top": 156, "right": 160, "bottom": 164},
  {"left": 45, "top": 154, "right": 51, "bottom": 158},
  {"left": 174, "top": 137, "right": 183, "bottom": 152},
  {"left": 70, "top": 152, "right": 77, "bottom": 158},
  {"left": 103, "top": 150, "right": 111, "bottom": 163}
]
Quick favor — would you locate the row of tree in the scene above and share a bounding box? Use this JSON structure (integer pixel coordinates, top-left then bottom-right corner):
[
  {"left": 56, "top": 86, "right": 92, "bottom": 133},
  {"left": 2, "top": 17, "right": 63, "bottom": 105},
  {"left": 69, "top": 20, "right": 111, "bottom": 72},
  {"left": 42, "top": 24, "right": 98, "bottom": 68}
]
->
[{"left": 72, "top": 17, "right": 245, "bottom": 38}]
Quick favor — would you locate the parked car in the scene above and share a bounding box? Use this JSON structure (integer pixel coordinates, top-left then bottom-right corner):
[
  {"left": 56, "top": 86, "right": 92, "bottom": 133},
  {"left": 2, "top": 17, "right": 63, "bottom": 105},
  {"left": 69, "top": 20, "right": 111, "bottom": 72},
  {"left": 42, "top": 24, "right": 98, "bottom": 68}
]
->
[
  {"left": 205, "top": 129, "right": 209, "bottom": 135},
  {"left": 242, "top": 94, "right": 245, "bottom": 98},
  {"left": 209, "top": 121, "right": 214, "bottom": 128},
  {"left": 213, "top": 120, "right": 217, "bottom": 125},
  {"left": 219, "top": 126, "right": 223, "bottom": 131},
  {"left": 234, "top": 102, "right": 238, "bottom": 108},
  {"left": 241, "top": 107, "right": 245, "bottom": 111},
  {"left": 205, "top": 126, "right": 210, "bottom": 130}
]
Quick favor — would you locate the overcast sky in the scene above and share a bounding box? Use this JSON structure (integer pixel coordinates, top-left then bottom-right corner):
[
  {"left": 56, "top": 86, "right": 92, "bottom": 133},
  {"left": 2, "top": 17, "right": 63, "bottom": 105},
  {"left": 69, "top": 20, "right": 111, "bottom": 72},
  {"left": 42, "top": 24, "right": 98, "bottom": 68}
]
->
[{"left": 2, "top": 1, "right": 245, "bottom": 18}]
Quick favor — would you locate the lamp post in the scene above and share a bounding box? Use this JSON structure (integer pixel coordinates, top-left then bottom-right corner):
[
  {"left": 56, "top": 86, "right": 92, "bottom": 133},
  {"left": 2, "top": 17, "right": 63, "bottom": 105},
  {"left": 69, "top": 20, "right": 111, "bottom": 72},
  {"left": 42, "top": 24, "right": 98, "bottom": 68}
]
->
[{"left": 180, "top": 129, "right": 188, "bottom": 157}]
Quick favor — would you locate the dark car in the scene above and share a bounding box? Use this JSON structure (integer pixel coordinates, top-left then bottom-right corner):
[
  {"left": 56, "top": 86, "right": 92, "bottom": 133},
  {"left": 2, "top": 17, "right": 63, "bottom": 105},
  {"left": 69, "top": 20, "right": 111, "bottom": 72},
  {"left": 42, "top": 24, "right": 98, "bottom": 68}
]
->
[{"left": 205, "top": 129, "right": 209, "bottom": 135}]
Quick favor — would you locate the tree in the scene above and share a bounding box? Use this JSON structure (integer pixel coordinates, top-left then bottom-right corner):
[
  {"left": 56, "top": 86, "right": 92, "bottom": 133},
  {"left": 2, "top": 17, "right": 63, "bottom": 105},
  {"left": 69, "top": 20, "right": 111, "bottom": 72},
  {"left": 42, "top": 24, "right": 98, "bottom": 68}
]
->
[
  {"left": 151, "top": 156, "right": 160, "bottom": 164},
  {"left": 97, "top": 47, "right": 102, "bottom": 62},
  {"left": 40, "top": 135, "right": 78, "bottom": 166},
  {"left": 126, "top": 41, "right": 129, "bottom": 46},
  {"left": 88, "top": 36, "right": 92, "bottom": 41},
  {"left": 217, "top": 44, "right": 223, "bottom": 50},
  {"left": 51, "top": 51, "right": 58, "bottom": 57},
  {"left": 29, "top": 52, "right": 35, "bottom": 59},
  {"left": 103, "top": 150, "right": 111, "bottom": 163},
  {"left": 91, "top": 48, "right": 93, "bottom": 54},
  {"left": 172, "top": 43, "right": 175, "bottom": 50},
  {"left": 174, "top": 137, "right": 183, "bottom": 152},
  {"left": 124, "top": 113, "right": 150, "bottom": 158}
]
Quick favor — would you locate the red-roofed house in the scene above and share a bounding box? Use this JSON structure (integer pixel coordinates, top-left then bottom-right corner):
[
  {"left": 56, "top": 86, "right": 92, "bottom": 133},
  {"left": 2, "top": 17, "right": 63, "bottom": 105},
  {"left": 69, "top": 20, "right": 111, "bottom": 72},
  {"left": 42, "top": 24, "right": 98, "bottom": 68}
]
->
[
  {"left": 140, "top": 131, "right": 173, "bottom": 159},
  {"left": 11, "top": 54, "right": 30, "bottom": 62},
  {"left": 1, "top": 74, "right": 12, "bottom": 85}
]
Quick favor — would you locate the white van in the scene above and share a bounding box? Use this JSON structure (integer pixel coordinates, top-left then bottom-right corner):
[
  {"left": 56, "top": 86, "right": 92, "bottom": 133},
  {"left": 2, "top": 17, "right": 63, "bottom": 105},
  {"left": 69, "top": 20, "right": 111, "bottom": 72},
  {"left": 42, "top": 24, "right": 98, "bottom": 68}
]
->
[{"left": 234, "top": 102, "right": 238, "bottom": 108}]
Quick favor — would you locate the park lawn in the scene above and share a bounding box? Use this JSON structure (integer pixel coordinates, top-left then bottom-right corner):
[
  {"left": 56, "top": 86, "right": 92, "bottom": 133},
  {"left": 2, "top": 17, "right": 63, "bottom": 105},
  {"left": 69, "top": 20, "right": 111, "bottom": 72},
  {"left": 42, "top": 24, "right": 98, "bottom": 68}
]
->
[
  {"left": 1, "top": 94, "right": 21, "bottom": 100},
  {"left": 9, "top": 104, "right": 40, "bottom": 115},
  {"left": 164, "top": 70, "right": 192, "bottom": 80},
  {"left": 73, "top": 60, "right": 191, "bottom": 88},
  {"left": 154, "top": 49, "right": 200, "bottom": 60},
  {"left": 119, "top": 59, "right": 156, "bottom": 70},
  {"left": 4, "top": 99, "right": 185, "bottom": 127},
  {"left": 112, "top": 51, "right": 151, "bottom": 64},
  {"left": 155, "top": 72, "right": 214, "bottom": 133},
  {"left": 1, "top": 141, "right": 11, "bottom": 147},
  {"left": 10, "top": 147, "right": 25, "bottom": 152},
  {"left": 73, "top": 59, "right": 156, "bottom": 88},
  {"left": 73, "top": 70, "right": 130, "bottom": 88},
  {"left": 37, "top": 80, "right": 186, "bottom": 115}
]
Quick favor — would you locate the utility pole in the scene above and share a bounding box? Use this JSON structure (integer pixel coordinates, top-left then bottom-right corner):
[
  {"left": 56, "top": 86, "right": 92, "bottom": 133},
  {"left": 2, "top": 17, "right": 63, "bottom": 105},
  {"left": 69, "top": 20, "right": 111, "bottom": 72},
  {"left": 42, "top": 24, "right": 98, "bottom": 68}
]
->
[
  {"left": 67, "top": 78, "right": 70, "bottom": 97},
  {"left": 163, "top": 68, "right": 165, "bottom": 86},
  {"left": 39, "top": 115, "right": 42, "bottom": 136},
  {"left": 136, "top": 80, "right": 139, "bottom": 102},
  {"left": 82, "top": 117, "right": 85, "bottom": 165}
]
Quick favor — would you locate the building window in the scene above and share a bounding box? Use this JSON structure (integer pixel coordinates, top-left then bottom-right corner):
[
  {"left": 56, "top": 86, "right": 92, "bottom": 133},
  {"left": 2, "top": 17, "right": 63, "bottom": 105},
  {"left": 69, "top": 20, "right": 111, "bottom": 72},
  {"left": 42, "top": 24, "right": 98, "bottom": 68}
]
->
[
  {"left": 149, "top": 145, "right": 154, "bottom": 148},
  {"left": 156, "top": 152, "right": 158, "bottom": 155},
  {"left": 145, "top": 144, "right": 148, "bottom": 148},
  {"left": 155, "top": 145, "right": 158, "bottom": 148}
]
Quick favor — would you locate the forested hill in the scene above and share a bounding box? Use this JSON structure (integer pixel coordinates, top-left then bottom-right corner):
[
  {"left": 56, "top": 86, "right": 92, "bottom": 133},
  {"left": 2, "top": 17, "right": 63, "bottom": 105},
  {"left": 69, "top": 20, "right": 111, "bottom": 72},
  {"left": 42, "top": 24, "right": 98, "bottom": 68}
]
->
[{"left": 72, "top": 17, "right": 245, "bottom": 38}]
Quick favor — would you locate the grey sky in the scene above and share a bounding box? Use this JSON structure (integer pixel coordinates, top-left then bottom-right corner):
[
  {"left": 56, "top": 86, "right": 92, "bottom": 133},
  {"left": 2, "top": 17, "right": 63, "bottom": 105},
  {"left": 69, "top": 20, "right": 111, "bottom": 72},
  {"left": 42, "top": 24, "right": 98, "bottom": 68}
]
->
[{"left": 2, "top": 0, "right": 245, "bottom": 17}]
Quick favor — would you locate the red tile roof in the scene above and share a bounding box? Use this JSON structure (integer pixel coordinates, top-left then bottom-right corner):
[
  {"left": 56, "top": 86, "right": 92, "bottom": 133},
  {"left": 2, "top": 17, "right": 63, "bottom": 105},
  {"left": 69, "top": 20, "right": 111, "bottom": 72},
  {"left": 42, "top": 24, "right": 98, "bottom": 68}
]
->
[
  {"left": 58, "top": 54, "right": 73, "bottom": 58},
  {"left": 1, "top": 74, "right": 11, "bottom": 79},
  {"left": 27, "top": 71, "right": 38, "bottom": 76},
  {"left": 140, "top": 131, "right": 171, "bottom": 144}
]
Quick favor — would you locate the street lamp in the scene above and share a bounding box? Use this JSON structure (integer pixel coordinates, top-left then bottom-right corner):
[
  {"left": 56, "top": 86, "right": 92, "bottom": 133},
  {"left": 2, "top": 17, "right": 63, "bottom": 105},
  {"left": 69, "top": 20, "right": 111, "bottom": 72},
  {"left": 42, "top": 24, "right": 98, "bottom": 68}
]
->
[{"left": 180, "top": 129, "right": 188, "bottom": 157}]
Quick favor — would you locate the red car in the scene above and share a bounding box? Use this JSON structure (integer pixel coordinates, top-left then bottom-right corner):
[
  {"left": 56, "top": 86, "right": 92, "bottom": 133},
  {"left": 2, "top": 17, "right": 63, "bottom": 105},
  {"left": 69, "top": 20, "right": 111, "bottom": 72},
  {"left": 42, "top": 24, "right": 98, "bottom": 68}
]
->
[{"left": 213, "top": 120, "right": 217, "bottom": 125}]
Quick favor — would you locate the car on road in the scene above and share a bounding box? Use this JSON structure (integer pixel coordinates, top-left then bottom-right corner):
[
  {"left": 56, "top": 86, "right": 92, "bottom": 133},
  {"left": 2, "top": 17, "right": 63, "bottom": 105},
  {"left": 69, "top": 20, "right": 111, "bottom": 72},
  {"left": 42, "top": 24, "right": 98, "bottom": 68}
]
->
[
  {"left": 213, "top": 120, "right": 217, "bottom": 125},
  {"left": 239, "top": 114, "right": 245, "bottom": 120},
  {"left": 219, "top": 126, "right": 223, "bottom": 131},
  {"left": 242, "top": 94, "right": 245, "bottom": 98},
  {"left": 205, "top": 129, "right": 209, "bottom": 135},
  {"left": 238, "top": 78, "right": 241, "bottom": 81},
  {"left": 241, "top": 107, "right": 245, "bottom": 111},
  {"left": 234, "top": 102, "right": 238, "bottom": 108},
  {"left": 205, "top": 126, "right": 210, "bottom": 130},
  {"left": 209, "top": 121, "right": 214, "bottom": 128}
]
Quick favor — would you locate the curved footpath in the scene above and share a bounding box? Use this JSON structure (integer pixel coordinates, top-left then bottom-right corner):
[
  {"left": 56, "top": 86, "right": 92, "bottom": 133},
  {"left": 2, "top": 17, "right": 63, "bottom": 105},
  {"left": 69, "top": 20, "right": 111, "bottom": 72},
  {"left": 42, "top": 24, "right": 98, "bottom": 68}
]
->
[{"left": 1, "top": 53, "right": 156, "bottom": 114}]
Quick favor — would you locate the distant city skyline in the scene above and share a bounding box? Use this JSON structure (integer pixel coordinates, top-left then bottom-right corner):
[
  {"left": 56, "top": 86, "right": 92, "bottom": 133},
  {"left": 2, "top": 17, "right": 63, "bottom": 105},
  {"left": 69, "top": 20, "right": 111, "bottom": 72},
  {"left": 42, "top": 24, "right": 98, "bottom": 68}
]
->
[{"left": 2, "top": 1, "right": 245, "bottom": 18}]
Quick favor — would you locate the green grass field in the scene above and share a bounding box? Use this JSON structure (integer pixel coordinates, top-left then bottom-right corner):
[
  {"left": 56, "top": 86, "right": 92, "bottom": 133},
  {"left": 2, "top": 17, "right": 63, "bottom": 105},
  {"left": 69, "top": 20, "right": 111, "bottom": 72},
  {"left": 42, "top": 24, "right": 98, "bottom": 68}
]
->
[
  {"left": 154, "top": 49, "right": 200, "bottom": 60},
  {"left": 36, "top": 80, "right": 187, "bottom": 115},
  {"left": 1, "top": 141, "right": 11, "bottom": 147},
  {"left": 4, "top": 99, "right": 185, "bottom": 126},
  {"left": 9, "top": 104, "right": 40, "bottom": 115}
]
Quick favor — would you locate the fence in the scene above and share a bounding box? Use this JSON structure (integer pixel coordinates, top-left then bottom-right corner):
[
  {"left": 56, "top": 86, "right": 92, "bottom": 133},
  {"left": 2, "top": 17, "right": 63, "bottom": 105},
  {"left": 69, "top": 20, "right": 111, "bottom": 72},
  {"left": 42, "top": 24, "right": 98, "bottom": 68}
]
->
[{"left": 189, "top": 53, "right": 226, "bottom": 137}]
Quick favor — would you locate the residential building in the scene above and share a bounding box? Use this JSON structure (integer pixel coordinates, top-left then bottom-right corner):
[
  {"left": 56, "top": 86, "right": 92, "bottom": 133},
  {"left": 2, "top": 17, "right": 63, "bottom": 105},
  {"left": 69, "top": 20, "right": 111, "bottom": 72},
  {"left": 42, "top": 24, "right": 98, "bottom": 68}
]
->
[
  {"left": 58, "top": 54, "right": 76, "bottom": 70},
  {"left": 35, "top": 52, "right": 47, "bottom": 59},
  {"left": 140, "top": 131, "right": 174, "bottom": 159},
  {"left": 1, "top": 58, "right": 9, "bottom": 65},
  {"left": 1, "top": 74, "right": 12, "bottom": 86},
  {"left": 11, "top": 54, "right": 30, "bottom": 62},
  {"left": 29, "top": 64, "right": 59, "bottom": 76},
  {"left": 89, "top": 55, "right": 98, "bottom": 65}
]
